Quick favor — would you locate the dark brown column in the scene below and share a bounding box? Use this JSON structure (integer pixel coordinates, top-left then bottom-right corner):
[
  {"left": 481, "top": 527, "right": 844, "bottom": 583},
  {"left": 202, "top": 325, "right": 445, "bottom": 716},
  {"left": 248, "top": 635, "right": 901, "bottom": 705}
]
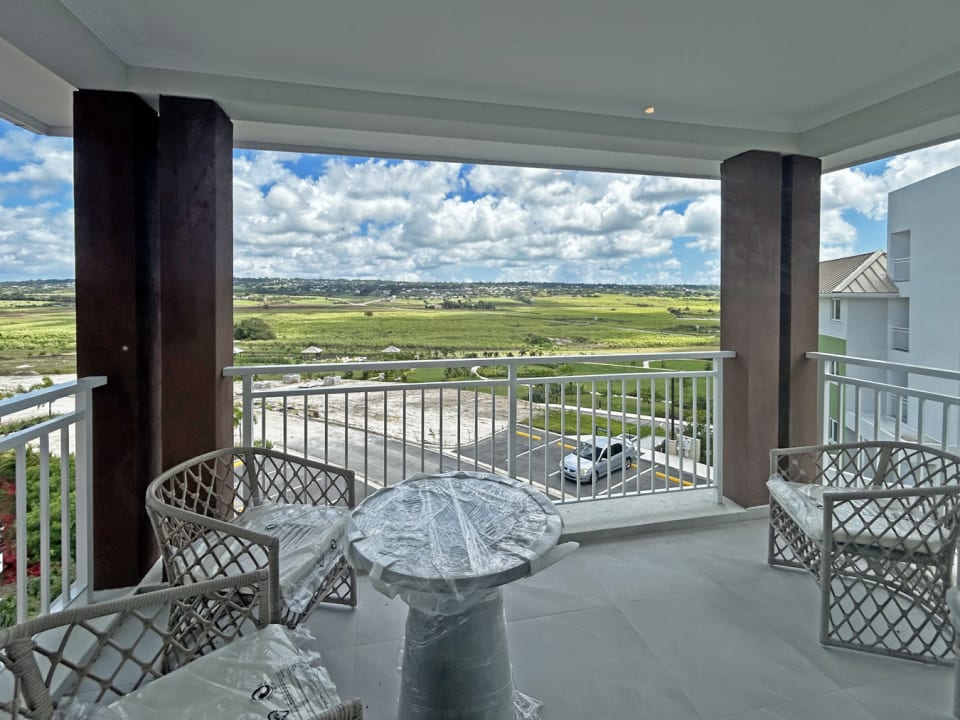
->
[
  {"left": 721, "top": 151, "right": 821, "bottom": 508},
  {"left": 158, "top": 97, "right": 233, "bottom": 469},
  {"left": 74, "top": 91, "right": 160, "bottom": 588},
  {"left": 780, "top": 155, "right": 822, "bottom": 448}
]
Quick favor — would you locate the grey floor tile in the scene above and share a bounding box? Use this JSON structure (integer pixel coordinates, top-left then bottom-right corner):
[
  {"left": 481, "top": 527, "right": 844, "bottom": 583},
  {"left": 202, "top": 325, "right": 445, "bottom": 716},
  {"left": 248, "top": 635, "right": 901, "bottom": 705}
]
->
[
  {"left": 724, "top": 571, "right": 913, "bottom": 689},
  {"left": 506, "top": 605, "right": 703, "bottom": 720},
  {"left": 304, "top": 603, "right": 358, "bottom": 652},
  {"left": 319, "top": 645, "right": 356, "bottom": 701},
  {"left": 351, "top": 639, "right": 403, "bottom": 720},
  {"left": 503, "top": 552, "right": 612, "bottom": 621},
  {"left": 577, "top": 534, "right": 718, "bottom": 602},
  {"left": 297, "top": 519, "right": 952, "bottom": 720},
  {"left": 618, "top": 585, "right": 841, "bottom": 717},
  {"left": 716, "top": 689, "right": 879, "bottom": 720},
  {"left": 355, "top": 575, "right": 409, "bottom": 647},
  {"left": 846, "top": 662, "right": 954, "bottom": 720}
]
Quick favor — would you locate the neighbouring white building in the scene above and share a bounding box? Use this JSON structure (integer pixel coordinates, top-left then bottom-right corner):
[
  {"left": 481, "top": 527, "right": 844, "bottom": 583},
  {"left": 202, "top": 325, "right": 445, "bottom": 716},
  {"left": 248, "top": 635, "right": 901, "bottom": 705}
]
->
[{"left": 819, "top": 164, "right": 960, "bottom": 447}]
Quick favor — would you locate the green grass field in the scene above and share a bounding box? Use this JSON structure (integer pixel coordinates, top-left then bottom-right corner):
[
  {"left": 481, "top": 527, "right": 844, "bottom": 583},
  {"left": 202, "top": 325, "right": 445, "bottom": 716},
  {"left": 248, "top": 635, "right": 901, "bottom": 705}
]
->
[{"left": 0, "top": 288, "right": 719, "bottom": 374}]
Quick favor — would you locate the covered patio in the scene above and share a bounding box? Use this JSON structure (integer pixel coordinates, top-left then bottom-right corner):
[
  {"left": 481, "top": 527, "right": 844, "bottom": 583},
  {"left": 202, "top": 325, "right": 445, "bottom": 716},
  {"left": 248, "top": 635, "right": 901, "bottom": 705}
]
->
[{"left": 3, "top": 1, "right": 960, "bottom": 717}]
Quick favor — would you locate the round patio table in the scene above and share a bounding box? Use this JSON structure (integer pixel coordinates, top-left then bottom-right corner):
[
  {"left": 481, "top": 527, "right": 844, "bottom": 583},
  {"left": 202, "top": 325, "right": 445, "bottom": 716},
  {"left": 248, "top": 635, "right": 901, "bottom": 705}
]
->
[{"left": 346, "top": 470, "right": 569, "bottom": 720}]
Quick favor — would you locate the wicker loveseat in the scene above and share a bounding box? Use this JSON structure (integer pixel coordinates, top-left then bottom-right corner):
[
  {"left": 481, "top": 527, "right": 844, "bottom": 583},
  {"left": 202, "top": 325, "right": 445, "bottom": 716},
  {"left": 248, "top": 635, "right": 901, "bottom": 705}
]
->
[
  {"left": 767, "top": 441, "right": 960, "bottom": 663},
  {"left": 146, "top": 447, "right": 357, "bottom": 628},
  {"left": 0, "top": 571, "right": 363, "bottom": 719}
]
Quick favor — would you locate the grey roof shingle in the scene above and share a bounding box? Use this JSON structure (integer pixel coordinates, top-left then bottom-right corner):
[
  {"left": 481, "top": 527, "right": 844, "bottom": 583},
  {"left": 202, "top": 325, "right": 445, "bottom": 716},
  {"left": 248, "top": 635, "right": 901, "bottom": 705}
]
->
[{"left": 819, "top": 251, "right": 899, "bottom": 295}]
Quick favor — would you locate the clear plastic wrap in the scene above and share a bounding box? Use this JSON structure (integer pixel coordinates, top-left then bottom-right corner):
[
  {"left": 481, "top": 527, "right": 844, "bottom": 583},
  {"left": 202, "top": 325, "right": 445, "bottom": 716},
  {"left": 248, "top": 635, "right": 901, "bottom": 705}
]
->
[
  {"left": 234, "top": 503, "right": 347, "bottom": 613},
  {"left": 52, "top": 624, "right": 340, "bottom": 720},
  {"left": 346, "top": 471, "right": 562, "bottom": 599},
  {"left": 347, "top": 471, "right": 576, "bottom": 720},
  {"left": 184, "top": 502, "right": 346, "bottom": 614}
]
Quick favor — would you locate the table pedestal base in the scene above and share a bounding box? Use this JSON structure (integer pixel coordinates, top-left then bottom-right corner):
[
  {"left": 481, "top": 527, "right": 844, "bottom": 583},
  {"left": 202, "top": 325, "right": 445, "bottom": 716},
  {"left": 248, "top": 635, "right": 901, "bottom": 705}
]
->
[{"left": 398, "top": 590, "right": 514, "bottom": 720}]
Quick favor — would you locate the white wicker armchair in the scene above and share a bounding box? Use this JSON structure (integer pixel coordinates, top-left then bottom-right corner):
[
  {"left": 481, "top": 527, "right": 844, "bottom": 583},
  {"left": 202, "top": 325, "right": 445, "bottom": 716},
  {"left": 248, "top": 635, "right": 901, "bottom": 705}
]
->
[
  {"left": 768, "top": 441, "right": 960, "bottom": 663},
  {"left": 0, "top": 571, "right": 364, "bottom": 719},
  {"left": 146, "top": 447, "right": 357, "bottom": 628}
]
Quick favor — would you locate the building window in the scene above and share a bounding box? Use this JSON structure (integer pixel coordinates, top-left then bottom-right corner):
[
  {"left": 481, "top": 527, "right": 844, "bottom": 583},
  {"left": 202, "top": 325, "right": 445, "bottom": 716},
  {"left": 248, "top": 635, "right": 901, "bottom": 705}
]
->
[
  {"left": 830, "top": 298, "right": 841, "bottom": 321},
  {"left": 900, "top": 396, "right": 909, "bottom": 424},
  {"left": 829, "top": 418, "right": 839, "bottom": 442}
]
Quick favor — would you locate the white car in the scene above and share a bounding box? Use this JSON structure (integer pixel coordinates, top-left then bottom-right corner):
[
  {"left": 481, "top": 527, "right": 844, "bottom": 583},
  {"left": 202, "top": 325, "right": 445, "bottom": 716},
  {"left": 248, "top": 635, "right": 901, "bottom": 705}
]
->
[{"left": 561, "top": 435, "right": 637, "bottom": 483}]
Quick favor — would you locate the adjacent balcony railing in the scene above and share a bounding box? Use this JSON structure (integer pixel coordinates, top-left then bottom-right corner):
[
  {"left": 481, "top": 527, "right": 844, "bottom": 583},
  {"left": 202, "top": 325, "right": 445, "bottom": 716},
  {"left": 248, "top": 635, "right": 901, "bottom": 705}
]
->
[
  {"left": 810, "top": 352, "right": 960, "bottom": 452},
  {"left": 0, "top": 377, "right": 106, "bottom": 623},
  {"left": 890, "top": 326, "right": 910, "bottom": 352},
  {"left": 226, "top": 351, "right": 733, "bottom": 505}
]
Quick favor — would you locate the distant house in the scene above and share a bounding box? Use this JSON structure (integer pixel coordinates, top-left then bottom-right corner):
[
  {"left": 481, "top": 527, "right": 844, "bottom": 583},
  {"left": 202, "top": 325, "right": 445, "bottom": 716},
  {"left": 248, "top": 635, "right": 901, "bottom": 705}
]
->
[
  {"left": 382, "top": 345, "right": 402, "bottom": 354},
  {"left": 301, "top": 345, "right": 323, "bottom": 360}
]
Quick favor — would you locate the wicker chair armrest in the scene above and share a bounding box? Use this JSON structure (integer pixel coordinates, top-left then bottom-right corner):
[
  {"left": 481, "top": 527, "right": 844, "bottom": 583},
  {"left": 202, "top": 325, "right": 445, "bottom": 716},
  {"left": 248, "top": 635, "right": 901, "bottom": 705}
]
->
[
  {"left": 147, "top": 498, "right": 280, "bottom": 547},
  {"left": 821, "top": 484, "right": 960, "bottom": 555},
  {"left": 0, "top": 571, "right": 272, "bottom": 718}
]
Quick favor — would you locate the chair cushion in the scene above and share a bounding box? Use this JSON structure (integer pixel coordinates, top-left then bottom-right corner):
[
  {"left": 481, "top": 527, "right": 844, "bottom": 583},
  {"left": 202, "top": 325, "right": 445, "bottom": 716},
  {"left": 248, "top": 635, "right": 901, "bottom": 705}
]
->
[
  {"left": 180, "top": 503, "right": 347, "bottom": 614},
  {"left": 767, "top": 475, "right": 943, "bottom": 553},
  {"left": 102, "top": 624, "right": 340, "bottom": 719}
]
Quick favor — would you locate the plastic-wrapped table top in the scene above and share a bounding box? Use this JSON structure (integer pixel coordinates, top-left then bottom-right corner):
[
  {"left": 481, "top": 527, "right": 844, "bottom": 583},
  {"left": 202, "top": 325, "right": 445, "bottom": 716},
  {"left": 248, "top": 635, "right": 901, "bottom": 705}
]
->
[{"left": 346, "top": 470, "right": 562, "bottom": 595}]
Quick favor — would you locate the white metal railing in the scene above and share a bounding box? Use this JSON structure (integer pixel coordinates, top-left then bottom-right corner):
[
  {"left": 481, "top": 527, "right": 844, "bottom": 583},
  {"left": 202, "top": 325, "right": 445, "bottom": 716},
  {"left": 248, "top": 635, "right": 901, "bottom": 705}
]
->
[
  {"left": 0, "top": 377, "right": 106, "bottom": 623},
  {"left": 225, "top": 352, "right": 734, "bottom": 505},
  {"left": 809, "top": 352, "right": 960, "bottom": 452},
  {"left": 890, "top": 326, "right": 910, "bottom": 352}
]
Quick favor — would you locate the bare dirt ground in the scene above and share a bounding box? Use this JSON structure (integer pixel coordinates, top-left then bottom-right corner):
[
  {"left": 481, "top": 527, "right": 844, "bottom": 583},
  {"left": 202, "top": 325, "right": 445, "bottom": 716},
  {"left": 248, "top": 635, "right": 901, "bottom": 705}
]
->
[
  {"left": 244, "top": 378, "right": 515, "bottom": 449},
  {"left": 2, "top": 374, "right": 515, "bottom": 455}
]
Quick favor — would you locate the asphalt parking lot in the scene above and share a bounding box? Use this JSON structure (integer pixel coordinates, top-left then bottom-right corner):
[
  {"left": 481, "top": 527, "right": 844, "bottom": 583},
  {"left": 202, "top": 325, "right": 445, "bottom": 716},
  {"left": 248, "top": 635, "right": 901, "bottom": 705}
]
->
[{"left": 459, "top": 424, "right": 706, "bottom": 501}]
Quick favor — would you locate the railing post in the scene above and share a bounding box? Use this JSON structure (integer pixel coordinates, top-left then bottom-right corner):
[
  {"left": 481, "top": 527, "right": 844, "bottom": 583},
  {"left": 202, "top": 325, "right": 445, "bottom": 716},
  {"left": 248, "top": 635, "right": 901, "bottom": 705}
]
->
[
  {"left": 75, "top": 387, "right": 94, "bottom": 602},
  {"left": 714, "top": 358, "right": 724, "bottom": 504},
  {"left": 816, "top": 358, "right": 825, "bottom": 443},
  {"left": 242, "top": 375, "right": 253, "bottom": 447},
  {"left": 507, "top": 363, "right": 518, "bottom": 478}
]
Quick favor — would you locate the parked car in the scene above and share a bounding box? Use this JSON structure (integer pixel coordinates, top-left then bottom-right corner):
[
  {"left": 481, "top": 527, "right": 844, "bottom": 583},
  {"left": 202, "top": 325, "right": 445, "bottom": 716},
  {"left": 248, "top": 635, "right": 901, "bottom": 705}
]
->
[{"left": 560, "top": 435, "right": 637, "bottom": 483}]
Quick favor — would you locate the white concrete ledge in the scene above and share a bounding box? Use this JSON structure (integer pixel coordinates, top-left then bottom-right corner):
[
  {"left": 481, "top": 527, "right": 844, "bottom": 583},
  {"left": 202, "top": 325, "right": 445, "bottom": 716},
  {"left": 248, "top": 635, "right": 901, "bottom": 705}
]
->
[{"left": 558, "top": 491, "right": 768, "bottom": 543}]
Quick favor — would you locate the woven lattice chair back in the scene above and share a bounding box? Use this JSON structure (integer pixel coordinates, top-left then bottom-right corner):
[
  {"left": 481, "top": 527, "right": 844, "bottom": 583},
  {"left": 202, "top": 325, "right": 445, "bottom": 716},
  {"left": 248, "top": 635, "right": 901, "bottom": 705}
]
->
[
  {"left": 146, "top": 447, "right": 357, "bottom": 627},
  {"left": 0, "top": 571, "right": 270, "bottom": 720},
  {"left": 769, "top": 441, "right": 960, "bottom": 663}
]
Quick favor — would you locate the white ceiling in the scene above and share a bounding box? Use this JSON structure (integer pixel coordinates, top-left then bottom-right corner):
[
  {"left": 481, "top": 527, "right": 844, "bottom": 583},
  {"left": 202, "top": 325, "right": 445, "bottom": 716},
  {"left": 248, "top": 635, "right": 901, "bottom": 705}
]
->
[{"left": 2, "top": 0, "right": 960, "bottom": 177}]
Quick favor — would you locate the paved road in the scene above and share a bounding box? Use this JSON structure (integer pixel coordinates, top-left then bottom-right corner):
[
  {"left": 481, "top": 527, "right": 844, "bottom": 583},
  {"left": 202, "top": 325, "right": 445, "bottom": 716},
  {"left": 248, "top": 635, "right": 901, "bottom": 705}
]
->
[{"left": 276, "top": 420, "right": 708, "bottom": 502}]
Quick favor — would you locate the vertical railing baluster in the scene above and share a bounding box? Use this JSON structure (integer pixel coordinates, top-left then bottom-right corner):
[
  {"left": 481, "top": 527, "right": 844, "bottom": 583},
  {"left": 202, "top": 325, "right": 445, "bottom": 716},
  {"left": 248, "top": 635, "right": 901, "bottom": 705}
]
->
[
  {"left": 715, "top": 359, "right": 724, "bottom": 502},
  {"left": 76, "top": 387, "right": 94, "bottom": 603},
  {"left": 507, "top": 364, "right": 518, "bottom": 478},
  {"left": 242, "top": 375, "right": 253, "bottom": 447},
  {"left": 303, "top": 393, "right": 309, "bottom": 459},
  {"left": 59, "top": 426, "right": 71, "bottom": 604},
  {"left": 457, "top": 388, "right": 462, "bottom": 471},
  {"left": 383, "top": 390, "right": 389, "bottom": 486},
  {"left": 363, "top": 391, "right": 370, "bottom": 484},
  {"left": 15, "top": 445, "right": 27, "bottom": 622},
  {"left": 39, "top": 435, "right": 51, "bottom": 614}
]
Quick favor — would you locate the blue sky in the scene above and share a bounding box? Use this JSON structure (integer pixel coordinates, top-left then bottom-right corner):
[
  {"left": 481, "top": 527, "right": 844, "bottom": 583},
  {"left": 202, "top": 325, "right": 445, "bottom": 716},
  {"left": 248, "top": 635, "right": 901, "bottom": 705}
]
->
[{"left": 2, "top": 116, "right": 960, "bottom": 284}]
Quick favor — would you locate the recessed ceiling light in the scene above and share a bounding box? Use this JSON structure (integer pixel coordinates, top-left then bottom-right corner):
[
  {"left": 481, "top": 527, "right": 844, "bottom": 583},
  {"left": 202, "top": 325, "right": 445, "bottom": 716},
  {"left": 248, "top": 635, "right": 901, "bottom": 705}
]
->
[{"left": 644, "top": 106, "right": 655, "bottom": 115}]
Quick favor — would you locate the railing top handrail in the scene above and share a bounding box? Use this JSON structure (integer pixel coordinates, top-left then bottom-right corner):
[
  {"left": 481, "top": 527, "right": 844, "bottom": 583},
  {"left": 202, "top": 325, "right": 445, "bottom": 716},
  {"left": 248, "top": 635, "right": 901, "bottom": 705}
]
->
[
  {"left": 808, "top": 352, "right": 960, "bottom": 382},
  {"left": 0, "top": 412, "right": 80, "bottom": 453},
  {"left": 224, "top": 350, "right": 735, "bottom": 377},
  {"left": 0, "top": 376, "right": 107, "bottom": 417}
]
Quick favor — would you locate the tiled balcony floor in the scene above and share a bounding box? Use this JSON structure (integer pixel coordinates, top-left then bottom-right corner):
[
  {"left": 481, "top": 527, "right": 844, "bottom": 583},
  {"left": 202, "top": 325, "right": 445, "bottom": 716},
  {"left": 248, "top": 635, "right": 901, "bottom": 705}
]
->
[{"left": 306, "top": 517, "right": 954, "bottom": 720}]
